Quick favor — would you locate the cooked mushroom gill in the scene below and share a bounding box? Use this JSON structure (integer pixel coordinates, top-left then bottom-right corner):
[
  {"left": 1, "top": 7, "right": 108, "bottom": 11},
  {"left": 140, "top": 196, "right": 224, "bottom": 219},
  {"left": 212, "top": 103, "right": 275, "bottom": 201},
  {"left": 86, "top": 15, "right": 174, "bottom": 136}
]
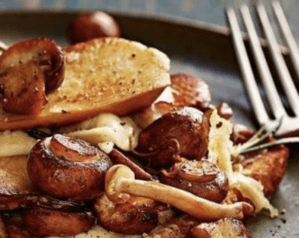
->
[
  {"left": 27, "top": 134, "right": 112, "bottom": 201},
  {"left": 105, "top": 165, "right": 253, "bottom": 222}
]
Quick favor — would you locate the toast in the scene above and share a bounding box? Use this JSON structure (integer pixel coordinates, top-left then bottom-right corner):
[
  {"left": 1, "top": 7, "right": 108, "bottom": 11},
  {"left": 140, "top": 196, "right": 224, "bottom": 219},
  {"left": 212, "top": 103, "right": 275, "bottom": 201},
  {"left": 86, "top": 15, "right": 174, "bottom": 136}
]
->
[{"left": 0, "top": 38, "right": 170, "bottom": 131}]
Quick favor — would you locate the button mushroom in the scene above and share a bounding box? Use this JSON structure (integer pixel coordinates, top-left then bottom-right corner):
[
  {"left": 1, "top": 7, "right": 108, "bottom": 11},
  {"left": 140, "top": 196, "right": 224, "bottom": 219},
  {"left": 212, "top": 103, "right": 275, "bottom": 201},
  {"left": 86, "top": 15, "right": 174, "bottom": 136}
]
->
[
  {"left": 159, "top": 159, "right": 229, "bottom": 203},
  {"left": 171, "top": 73, "right": 212, "bottom": 112},
  {"left": 105, "top": 165, "right": 254, "bottom": 222},
  {"left": 191, "top": 218, "right": 251, "bottom": 238},
  {"left": 69, "top": 11, "right": 121, "bottom": 44},
  {"left": 27, "top": 134, "right": 112, "bottom": 201},
  {"left": 22, "top": 208, "right": 95, "bottom": 237},
  {"left": 0, "top": 38, "right": 64, "bottom": 114},
  {"left": 95, "top": 194, "right": 164, "bottom": 234},
  {"left": 138, "top": 107, "right": 210, "bottom": 167}
]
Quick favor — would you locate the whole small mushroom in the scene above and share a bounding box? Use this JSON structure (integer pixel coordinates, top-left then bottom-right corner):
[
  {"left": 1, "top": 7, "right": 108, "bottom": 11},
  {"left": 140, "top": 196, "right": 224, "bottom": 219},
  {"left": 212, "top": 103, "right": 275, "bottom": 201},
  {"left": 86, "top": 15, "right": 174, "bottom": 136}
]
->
[
  {"left": 137, "top": 107, "right": 210, "bottom": 167},
  {"left": 28, "top": 134, "right": 112, "bottom": 201},
  {"left": 69, "top": 11, "right": 121, "bottom": 44}
]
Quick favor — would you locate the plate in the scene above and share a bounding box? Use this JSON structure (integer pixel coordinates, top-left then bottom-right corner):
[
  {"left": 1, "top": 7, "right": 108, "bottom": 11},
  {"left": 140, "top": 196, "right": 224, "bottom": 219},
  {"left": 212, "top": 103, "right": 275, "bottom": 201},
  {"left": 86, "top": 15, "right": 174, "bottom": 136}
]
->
[{"left": 0, "top": 11, "right": 298, "bottom": 237}]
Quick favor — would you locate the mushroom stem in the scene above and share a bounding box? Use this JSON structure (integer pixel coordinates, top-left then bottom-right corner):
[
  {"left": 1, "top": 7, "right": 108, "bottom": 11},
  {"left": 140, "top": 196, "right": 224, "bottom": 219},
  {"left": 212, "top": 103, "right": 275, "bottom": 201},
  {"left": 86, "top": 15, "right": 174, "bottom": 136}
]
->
[{"left": 105, "top": 165, "right": 253, "bottom": 222}]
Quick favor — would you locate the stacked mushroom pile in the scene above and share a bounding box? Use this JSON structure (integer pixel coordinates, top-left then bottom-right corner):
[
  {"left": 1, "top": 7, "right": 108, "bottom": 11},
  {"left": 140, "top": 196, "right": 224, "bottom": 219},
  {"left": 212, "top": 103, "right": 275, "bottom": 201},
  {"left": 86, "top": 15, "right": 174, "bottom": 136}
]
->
[{"left": 0, "top": 27, "right": 289, "bottom": 237}]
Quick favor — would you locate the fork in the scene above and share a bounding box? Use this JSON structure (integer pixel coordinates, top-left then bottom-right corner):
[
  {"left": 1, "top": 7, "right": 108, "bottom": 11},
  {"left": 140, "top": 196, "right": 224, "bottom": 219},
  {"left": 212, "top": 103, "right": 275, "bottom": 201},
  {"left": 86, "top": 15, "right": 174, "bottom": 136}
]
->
[{"left": 225, "top": 0, "right": 299, "bottom": 138}]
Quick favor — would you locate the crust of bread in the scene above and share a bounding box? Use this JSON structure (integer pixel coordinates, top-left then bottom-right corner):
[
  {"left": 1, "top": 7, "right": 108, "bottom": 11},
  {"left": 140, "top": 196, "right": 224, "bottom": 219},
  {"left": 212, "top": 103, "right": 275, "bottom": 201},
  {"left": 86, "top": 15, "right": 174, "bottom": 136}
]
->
[{"left": 0, "top": 38, "right": 170, "bottom": 131}]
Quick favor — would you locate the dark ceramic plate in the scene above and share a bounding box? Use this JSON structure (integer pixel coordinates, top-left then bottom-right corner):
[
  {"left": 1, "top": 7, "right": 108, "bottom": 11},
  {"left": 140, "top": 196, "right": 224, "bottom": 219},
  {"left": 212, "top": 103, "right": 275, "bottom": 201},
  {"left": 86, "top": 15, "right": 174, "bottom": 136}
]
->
[{"left": 0, "top": 11, "right": 298, "bottom": 238}]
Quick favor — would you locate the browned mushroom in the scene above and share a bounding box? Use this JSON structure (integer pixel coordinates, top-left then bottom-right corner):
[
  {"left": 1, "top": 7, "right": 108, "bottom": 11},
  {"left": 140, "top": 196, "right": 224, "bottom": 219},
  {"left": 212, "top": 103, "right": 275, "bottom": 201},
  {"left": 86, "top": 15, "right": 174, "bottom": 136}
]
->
[
  {"left": 138, "top": 107, "right": 210, "bottom": 167},
  {"left": 0, "top": 214, "right": 5, "bottom": 238},
  {"left": 95, "top": 194, "right": 165, "bottom": 234},
  {"left": 109, "top": 149, "right": 154, "bottom": 181},
  {"left": 27, "top": 134, "right": 112, "bottom": 201},
  {"left": 0, "top": 155, "right": 35, "bottom": 210},
  {"left": 191, "top": 218, "right": 251, "bottom": 238},
  {"left": 144, "top": 214, "right": 199, "bottom": 238},
  {"left": 159, "top": 159, "right": 228, "bottom": 203},
  {"left": 105, "top": 165, "right": 254, "bottom": 222},
  {"left": 216, "top": 102, "right": 233, "bottom": 120},
  {"left": 69, "top": 12, "right": 121, "bottom": 44},
  {"left": 171, "top": 73, "right": 212, "bottom": 112},
  {"left": 0, "top": 38, "right": 64, "bottom": 114},
  {"left": 4, "top": 223, "right": 31, "bottom": 238},
  {"left": 22, "top": 208, "right": 95, "bottom": 237},
  {"left": 231, "top": 124, "right": 255, "bottom": 145},
  {"left": 2, "top": 212, "right": 31, "bottom": 238}
]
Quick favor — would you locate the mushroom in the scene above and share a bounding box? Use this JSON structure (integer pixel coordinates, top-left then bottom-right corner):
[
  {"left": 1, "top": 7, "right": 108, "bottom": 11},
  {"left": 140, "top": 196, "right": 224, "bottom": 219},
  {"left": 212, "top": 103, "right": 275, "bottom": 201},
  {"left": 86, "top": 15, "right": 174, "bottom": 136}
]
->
[
  {"left": 170, "top": 73, "right": 212, "bottom": 112},
  {"left": 109, "top": 149, "right": 154, "bottom": 181},
  {"left": 105, "top": 165, "right": 254, "bottom": 222},
  {"left": 69, "top": 11, "right": 121, "bottom": 44},
  {"left": 0, "top": 38, "right": 64, "bottom": 114},
  {"left": 28, "top": 134, "right": 112, "bottom": 201},
  {"left": 191, "top": 218, "right": 251, "bottom": 238},
  {"left": 159, "top": 159, "right": 229, "bottom": 203},
  {"left": 22, "top": 208, "right": 95, "bottom": 237},
  {"left": 94, "top": 194, "right": 163, "bottom": 234},
  {"left": 137, "top": 107, "right": 210, "bottom": 167}
]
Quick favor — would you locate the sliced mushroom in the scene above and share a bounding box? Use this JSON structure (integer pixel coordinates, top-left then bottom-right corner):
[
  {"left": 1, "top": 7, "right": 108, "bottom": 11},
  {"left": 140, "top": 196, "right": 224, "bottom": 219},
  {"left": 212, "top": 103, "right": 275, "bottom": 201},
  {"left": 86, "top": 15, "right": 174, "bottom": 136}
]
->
[
  {"left": 27, "top": 134, "right": 112, "bottom": 201},
  {"left": 191, "top": 218, "right": 251, "bottom": 238},
  {"left": 0, "top": 214, "right": 6, "bottom": 238},
  {"left": 105, "top": 165, "right": 254, "bottom": 222},
  {"left": 22, "top": 208, "right": 95, "bottom": 237},
  {"left": 2, "top": 212, "right": 32, "bottom": 238},
  {"left": 95, "top": 194, "right": 163, "bottom": 234},
  {"left": 144, "top": 214, "right": 199, "bottom": 238},
  {"left": 0, "top": 155, "right": 35, "bottom": 210},
  {"left": 138, "top": 107, "right": 210, "bottom": 167},
  {"left": 160, "top": 159, "right": 228, "bottom": 203},
  {"left": 0, "top": 38, "right": 64, "bottom": 114}
]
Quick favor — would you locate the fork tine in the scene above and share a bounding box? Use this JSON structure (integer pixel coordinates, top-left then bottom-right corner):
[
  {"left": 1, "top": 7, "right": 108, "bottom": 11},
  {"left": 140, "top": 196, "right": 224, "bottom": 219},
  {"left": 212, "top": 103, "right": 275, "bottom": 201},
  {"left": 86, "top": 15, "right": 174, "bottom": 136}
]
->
[
  {"left": 272, "top": 0, "right": 299, "bottom": 82},
  {"left": 226, "top": 5, "right": 270, "bottom": 125},
  {"left": 240, "top": 4, "right": 286, "bottom": 119},
  {"left": 256, "top": 1, "right": 299, "bottom": 116}
]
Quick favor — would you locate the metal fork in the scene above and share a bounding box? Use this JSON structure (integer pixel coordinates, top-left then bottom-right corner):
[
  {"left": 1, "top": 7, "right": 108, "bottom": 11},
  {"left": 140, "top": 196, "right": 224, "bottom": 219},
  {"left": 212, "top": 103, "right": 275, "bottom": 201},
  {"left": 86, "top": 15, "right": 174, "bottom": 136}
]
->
[{"left": 226, "top": 0, "right": 299, "bottom": 137}]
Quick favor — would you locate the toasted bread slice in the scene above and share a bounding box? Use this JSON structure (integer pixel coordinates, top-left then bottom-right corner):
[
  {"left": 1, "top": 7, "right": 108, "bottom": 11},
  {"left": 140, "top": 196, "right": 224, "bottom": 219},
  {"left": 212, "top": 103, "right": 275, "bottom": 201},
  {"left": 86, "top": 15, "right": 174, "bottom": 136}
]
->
[{"left": 0, "top": 38, "right": 170, "bottom": 131}]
